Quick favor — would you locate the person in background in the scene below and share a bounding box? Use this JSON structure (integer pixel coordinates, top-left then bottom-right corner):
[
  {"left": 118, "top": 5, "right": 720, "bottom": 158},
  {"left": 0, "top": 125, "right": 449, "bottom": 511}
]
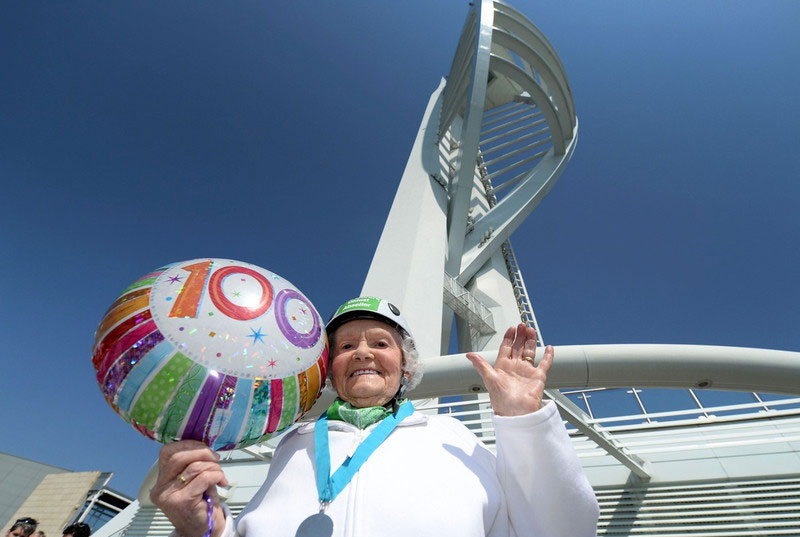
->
[
  {"left": 32, "top": 531, "right": 46, "bottom": 537},
  {"left": 61, "top": 523, "right": 90, "bottom": 537},
  {"left": 6, "top": 519, "right": 37, "bottom": 537}
]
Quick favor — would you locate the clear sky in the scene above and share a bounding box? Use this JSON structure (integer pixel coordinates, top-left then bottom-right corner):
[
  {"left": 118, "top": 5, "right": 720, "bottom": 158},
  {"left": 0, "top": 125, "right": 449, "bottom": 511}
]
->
[{"left": 1, "top": 1, "right": 799, "bottom": 498}]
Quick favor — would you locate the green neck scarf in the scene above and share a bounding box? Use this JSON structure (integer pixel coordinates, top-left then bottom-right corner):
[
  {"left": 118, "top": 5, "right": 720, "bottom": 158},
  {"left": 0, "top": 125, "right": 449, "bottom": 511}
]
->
[{"left": 326, "top": 398, "right": 406, "bottom": 429}]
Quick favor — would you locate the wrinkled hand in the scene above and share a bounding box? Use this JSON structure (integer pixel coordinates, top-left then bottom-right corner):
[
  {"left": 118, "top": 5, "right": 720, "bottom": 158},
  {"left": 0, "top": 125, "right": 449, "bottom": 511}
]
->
[
  {"left": 466, "top": 323, "right": 554, "bottom": 416},
  {"left": 149, "top": 440, "right": 228, "bottom": 537}
]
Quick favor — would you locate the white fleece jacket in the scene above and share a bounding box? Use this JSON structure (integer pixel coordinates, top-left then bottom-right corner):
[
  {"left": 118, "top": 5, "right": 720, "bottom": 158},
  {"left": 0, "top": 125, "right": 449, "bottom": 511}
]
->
[{"left": 222, "top": 401, "right": 598, "bottom": 537}]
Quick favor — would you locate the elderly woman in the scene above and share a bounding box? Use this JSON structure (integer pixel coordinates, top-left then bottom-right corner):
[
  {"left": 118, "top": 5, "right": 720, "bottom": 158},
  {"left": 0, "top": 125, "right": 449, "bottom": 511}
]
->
[{"left": 151, "top": 297, "right": 599, "bottom": 537}]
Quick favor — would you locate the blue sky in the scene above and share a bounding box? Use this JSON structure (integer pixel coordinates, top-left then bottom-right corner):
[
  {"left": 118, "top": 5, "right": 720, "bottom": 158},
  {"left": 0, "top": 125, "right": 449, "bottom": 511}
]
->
[{"left": 1, "top": 1, "right": 799, "bottom": 498}]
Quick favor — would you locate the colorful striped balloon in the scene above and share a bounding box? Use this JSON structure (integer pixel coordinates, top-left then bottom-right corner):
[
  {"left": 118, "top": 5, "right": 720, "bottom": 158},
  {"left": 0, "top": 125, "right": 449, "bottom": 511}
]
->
[{"left": 92, "top": 258, "right": 328, "bottom": 450}]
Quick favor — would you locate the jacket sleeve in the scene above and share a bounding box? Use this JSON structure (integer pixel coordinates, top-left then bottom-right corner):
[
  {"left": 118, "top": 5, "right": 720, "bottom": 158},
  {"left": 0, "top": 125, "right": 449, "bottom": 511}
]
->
[{"left": 493, "top": 401, "right": 599, "bottom": 537}]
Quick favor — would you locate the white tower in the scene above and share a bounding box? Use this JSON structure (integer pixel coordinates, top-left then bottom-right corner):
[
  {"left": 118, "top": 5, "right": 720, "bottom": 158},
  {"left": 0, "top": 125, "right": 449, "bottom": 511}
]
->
[
  {"left": 360, "top": 0, "right": 800, "bottom": 532},
  {"left": 361, "top": 0, "right": 575, "bottom": 360}
]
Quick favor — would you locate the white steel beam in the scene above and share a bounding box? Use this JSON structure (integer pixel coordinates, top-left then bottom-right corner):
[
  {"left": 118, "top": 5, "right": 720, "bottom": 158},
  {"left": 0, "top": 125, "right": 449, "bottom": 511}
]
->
[
  {"left": 487, "top": 55, "right": 566, "bottom": 153},
  {"left": 545, "top": 388, "right": 651, "bottom": 480},
  {"left": 491, "top": 29, "right": 574, "bottom": 136},
  {"left": 492, "top": 6, "right": 575, "bottom": 122},
  {"left": 444, "top": 0, "right": 494, "bottom": 277},
  {"left": 416, "top": 344, "right": 800, "bottom": 398},
  {"left": 457, "top": 133, "right": 576, "bottom": 285}
]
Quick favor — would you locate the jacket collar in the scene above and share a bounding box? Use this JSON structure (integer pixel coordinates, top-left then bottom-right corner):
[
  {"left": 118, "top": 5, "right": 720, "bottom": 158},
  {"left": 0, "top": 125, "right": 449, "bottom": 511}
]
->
[{"left": 296, "top": 410, "right": 427, "bottom": 435}]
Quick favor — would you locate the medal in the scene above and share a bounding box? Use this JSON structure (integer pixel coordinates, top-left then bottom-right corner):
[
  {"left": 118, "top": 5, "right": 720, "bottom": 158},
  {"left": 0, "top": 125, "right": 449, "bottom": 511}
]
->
[
  {"left": 295, "top": 512, "right": 333, "bottom": 537},
  {"left": 301, "top": 401, "right": 414, "bottom": 536}
]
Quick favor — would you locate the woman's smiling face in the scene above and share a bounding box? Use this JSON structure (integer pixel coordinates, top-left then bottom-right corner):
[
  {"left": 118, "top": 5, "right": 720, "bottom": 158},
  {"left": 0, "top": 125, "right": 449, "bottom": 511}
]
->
[{"left": 330, "top": 319, "right": 405, "bottom": 408}]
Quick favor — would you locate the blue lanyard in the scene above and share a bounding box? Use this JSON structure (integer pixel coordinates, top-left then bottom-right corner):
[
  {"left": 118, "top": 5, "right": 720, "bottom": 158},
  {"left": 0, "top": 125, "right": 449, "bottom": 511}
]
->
[{"left": 314, "top": 401, "right": 414, "bottom": 505}]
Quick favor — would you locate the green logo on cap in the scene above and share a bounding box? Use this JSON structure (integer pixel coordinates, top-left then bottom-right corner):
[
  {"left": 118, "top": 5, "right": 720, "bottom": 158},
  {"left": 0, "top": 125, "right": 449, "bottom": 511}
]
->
[{"left": 335, "top": 296, "right": 381, "bottom": 315}]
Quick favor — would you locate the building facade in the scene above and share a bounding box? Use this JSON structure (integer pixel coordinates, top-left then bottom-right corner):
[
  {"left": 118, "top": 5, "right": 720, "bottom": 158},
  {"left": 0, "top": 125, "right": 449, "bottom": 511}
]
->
[{"left": 1, "top": 454, "right": 132, "bottom": 537}]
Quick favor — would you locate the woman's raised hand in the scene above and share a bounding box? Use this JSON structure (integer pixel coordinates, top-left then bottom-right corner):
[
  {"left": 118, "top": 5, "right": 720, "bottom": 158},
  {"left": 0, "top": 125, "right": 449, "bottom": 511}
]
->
[
  {"left": 149, "top": 440, "right": 228, "bottom": 537},
  {"left": 466, "top": 323, "right": 554, "bottom": 416}
]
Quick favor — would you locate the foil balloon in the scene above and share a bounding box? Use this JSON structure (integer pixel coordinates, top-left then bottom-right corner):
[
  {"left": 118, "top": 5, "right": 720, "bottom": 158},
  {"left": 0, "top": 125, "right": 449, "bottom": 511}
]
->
[{"left": 92, "top": 258, "right": 328, "bottom": 450}]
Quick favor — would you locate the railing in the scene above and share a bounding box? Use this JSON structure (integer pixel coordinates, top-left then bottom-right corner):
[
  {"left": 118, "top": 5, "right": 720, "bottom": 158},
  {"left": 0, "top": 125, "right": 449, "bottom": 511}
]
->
[
  {"left": 500, "top": 240, "right": 542, "bottom": 339},
  {"left": 561, "top": 387, "right": 800, "bottom": 427},
  {"left": 413, "top": 395, "right": 800, "bottom": 455},
  {"left": 442, "top": 272, "right": 495, "bottom": 334}
]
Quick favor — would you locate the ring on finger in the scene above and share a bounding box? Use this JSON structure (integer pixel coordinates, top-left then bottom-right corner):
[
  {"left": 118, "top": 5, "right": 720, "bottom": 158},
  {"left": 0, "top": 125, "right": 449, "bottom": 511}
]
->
[
  {"left": 177, "top": 474, "right": 189, "bottom": 486},
  {"left": 522, "top": 355, "right": 535, "bottom": 364}
]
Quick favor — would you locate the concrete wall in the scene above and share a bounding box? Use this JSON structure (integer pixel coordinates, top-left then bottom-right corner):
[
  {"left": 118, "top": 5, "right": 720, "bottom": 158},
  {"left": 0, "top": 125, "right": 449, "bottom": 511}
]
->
[
  {"left": 5, "top": 472, "right": 101, "bottom": 537},
  {"left": 0, "top": 452, "right": 69, "bottom": 532}
]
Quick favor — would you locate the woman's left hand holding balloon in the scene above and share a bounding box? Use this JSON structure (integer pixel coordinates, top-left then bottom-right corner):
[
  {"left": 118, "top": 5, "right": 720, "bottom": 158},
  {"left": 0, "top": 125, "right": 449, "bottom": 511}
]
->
[
  {"left": 466, "top": 323, "right": 554, "bottom": 416},
  {"left": 150, "top": 440, "right": 228, "bottom": 537}
]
